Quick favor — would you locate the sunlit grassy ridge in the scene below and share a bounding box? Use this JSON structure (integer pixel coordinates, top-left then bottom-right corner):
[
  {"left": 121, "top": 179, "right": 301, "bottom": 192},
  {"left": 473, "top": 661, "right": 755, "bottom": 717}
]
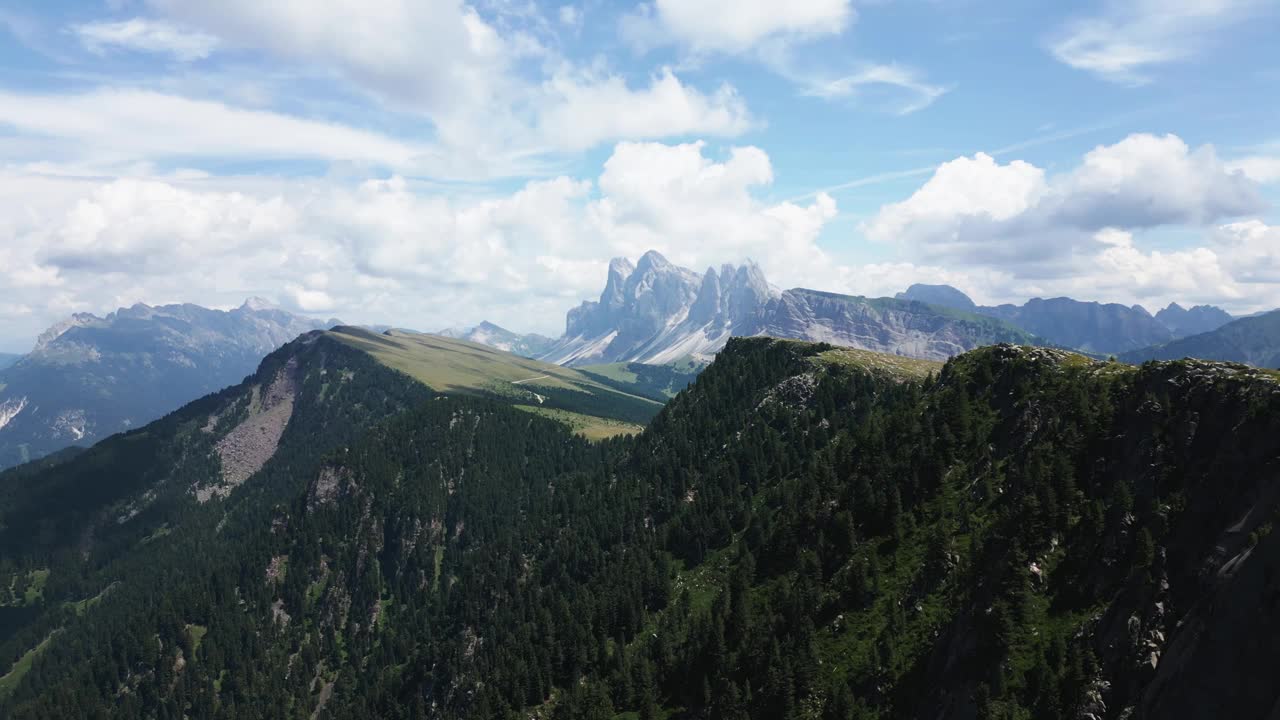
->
[
  {"left": 813, "top": 345, "right": 943, "bottom": 381},
  {"left": 330, "top": 327, "right": 662, "bottom": 438}
]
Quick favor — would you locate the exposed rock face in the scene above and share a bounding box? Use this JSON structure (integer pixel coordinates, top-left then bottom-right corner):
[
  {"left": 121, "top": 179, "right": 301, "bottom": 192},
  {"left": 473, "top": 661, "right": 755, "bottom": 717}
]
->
[
  {"left": 536, "top": 251, "right": 1031, "bottom": 366},
  {"left": 0, "top": 299, "right": 335, "bottom": 469},
  {"left": 197, "top": 359, "right": 299, "bottom": 502}
]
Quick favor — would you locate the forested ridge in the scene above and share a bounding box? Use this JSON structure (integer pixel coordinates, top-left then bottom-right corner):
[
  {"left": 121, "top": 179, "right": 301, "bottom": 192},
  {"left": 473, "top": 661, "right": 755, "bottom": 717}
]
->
[{"left": 2, "top": 334, "right": 1279, "bottom": 719}]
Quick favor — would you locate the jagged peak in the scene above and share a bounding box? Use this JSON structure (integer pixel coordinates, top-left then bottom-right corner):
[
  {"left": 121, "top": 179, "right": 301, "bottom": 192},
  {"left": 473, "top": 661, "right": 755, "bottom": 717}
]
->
[
  {"left": 607, "top": 256, "right": 635, "bottom": 276},
  {"left": 635, "top": 249, "right": 674, "bottom": 272},
  {"left": 240, "top": 296, "right": 278, "bottom": 312}
]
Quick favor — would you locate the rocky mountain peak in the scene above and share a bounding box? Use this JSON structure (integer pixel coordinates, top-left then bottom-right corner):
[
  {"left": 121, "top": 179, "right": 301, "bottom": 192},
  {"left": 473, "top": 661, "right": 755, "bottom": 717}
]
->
[{"left": 240, "top": 296, "right": 279, "bottom": 312}]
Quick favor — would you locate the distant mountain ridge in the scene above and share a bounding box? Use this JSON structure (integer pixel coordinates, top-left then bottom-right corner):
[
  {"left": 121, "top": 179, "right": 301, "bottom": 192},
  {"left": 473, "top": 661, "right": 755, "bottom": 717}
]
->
[
  {"left": 0, "top": 299, "right": 337, "bottom": 469},
  {"left": 530, "top": 251, "right": 1036, "bottom": 366},
  {"left": 1120, "top": 310, "right": 1280, "bottom": 368},
  {"left": 1154, "top": 302, "right": 1235, "bottom": 337},
  {"left": 436, "top": 321, "right": 555, "bottom": 359},
  {"left": 897, "top": 284, "right": 1236, "bottom": 354}
]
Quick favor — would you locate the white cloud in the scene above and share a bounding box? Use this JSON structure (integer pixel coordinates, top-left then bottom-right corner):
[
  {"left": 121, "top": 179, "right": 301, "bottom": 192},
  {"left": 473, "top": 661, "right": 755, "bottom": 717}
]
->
[
  {"left": 618, "top": 1, "right": 942, "bottom": 116},
  {"left": 1052, "top": 133, "right": 1263, "bottom": 228},
  {"left": 0, "top": 88, "right": 435, "bottom": 174},
  {"left": 1212, "top": 220, "right": 1280, "bottom": 283},
  {"left": 558, "top": 5, "right": 581, "bottom": 28},
  {"left": 0, "top": 141, "right": 842, "bottom": 345},
  {"left": 862, "top": 133, "right": 1280, "bottom": 313},
  {"left": 147, "top": 0, "right": 497, "bottom": 112},
  {"left": 533, "top": 69, "right": 754, "bottom": 152},
  {"left": 622, "top": 0, "right": 853, "bottom": 54},
  {"left": 132, "top": 0, "right": 753, "bottom": 172},
  {"left": 798, "top": 64, "right": 950, "bottom": 115},
  {"left": 1227, "top": 155, "right": 1280, "bottom": 184},
  {"left": 865, "top": 133, "right": 1264, "bottom": 265},
  {"left": 72, "top": 18, "right": 219, "bottom": 61},
  {"left": 1048, "top": 0, "right": 1266, "bottom": 84}
]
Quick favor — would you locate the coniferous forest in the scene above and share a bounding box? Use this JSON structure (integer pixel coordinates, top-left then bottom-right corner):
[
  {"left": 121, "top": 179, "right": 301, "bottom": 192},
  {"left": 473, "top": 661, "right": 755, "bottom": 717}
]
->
[{"left": 2, "top": 333, "right": 1279, "bottom": 719}]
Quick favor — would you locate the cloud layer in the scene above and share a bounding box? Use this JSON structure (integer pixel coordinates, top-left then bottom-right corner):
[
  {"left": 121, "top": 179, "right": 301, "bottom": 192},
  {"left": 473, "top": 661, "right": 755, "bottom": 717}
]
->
[{"left": 0, "top": 142, "right": 840, "bottom": 345}]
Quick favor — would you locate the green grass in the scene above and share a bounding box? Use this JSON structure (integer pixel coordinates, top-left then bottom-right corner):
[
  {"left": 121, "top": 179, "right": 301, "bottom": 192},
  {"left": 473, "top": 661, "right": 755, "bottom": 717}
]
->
[
  {"left": 63, "top": 582, "right": 116, "bottom": 616},
  {"left": 139, "top": 524, "right": 172, "bottom": 545},
  {"left": 330, "top": 327, "right": 663, "bottom": 427},
  {"left": 514, "top": 405, "right": 645, "bottom": 440},
  {"left": 188, "top": 624, "right": 208, "bottom": 653},
  {"left": 815, "top": 347, "right": 943, "bottom": 381},
  {"left": 577, "top": 362, "right": 642, "bottom": 386},
  {"left": 0, "top": 629, "right": 61, "bottom": 696},
  {"left": 22, "top": 569, "right": 49, "bottom": 605},
  {"left": 432, "top": 546, "right": 445, "bottom": 592}
]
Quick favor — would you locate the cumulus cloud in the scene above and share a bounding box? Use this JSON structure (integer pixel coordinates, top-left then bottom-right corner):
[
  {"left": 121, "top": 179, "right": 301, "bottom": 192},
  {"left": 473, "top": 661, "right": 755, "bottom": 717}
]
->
[
  {"left": 534, "top": 69, "right": 754, "bottom": 152},
  {"left": 865, "top": 134, "right": 1264, "bottom": 265},
  {"left": 1212, "top": 220, "right": 1280, "bottom": 283},
  {"left": 72, "top": 18, "right": 219, "bottom": 61},
  {"left": 1227, "top": 155, "right": 1280, "bottom": 184},
  {"left": 0, "top": 141, "right": 841, "bottom": 345},
  {"left": 587, "top": 141, "right": 838, "bottom": 287},
  {"left": 1048, "top": 0, "right": 1267, "bottom": 84},
  {"left": 862, "top": 133, "right": 1279, "bottom": 313},
  {"left": 621, "top": 0, "right": 853, "bottom": 54}
]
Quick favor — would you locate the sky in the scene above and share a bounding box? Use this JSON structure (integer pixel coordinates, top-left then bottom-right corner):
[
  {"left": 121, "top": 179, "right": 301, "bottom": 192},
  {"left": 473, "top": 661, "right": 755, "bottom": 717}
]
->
[{"left": 0, "top": 0, "right": 1278, "bottom": 351}]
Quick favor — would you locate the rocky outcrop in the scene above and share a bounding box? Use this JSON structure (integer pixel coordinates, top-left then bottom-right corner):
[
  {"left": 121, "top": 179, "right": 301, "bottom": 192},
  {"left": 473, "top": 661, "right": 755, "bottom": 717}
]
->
[{"left": 197, "top": 359, "right": 299, "bottom": 502}]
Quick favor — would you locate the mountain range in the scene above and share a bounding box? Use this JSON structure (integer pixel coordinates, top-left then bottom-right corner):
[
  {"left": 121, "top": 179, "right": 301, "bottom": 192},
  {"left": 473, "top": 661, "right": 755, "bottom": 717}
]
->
[
  {"left": 3, "top": 332, "right": 1280, "bottom": 718},
  {"left": 533, "top": 251, "right": 1037, "bottom": 366},
  {"left": 897, "top": 284, "right": 1236, "bottom": 354},
  {"left": 0, "top": 299, "right": 336, "bottom": 469},
  {"left": 1121, "top": 309, "right": 1280, "bottom": 368},
  {"left": 439, "top": 253, "right": 1252, "bottom": 369}
]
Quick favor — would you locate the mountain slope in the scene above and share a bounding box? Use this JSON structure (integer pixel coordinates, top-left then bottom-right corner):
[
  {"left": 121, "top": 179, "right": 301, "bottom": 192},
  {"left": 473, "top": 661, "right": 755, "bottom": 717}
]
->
[
  {"left": 329, "top": 326, "right": 663, "bottom": 436},
  {"left": 0, "top": 299, "right": 335, "bottom": 469},
  {"left": 5, "top": 335, "right": 1280, "bottom": 718},
  {"left": 0, "top": 354, "right": 17, "bottom": 371},
  {"left": 1120, "top": 309, "right": 1280, "bottom": 368},
  {"left": 537, "top": 251, "right": 1037, "bottom": 366}
]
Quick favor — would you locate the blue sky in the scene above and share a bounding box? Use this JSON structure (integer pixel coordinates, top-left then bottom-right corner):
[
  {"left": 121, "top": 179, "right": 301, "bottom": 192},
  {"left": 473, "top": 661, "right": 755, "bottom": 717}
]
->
[{"left": 0, "top": 0, "right": 1278, "bottom": 350}]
